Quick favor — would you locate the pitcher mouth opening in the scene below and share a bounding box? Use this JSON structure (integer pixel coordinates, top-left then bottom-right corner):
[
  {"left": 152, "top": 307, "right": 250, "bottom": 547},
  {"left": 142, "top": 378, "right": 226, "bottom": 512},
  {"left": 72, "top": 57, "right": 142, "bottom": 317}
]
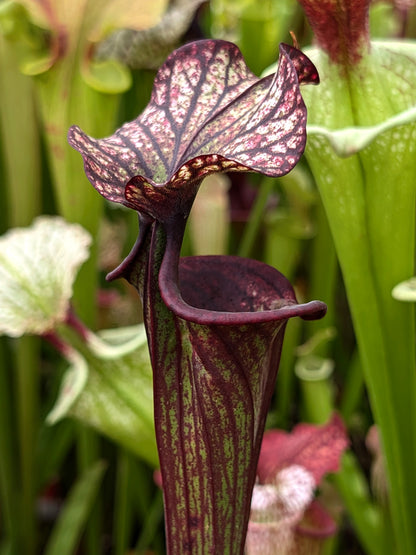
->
[
  {"left": 161, "top": 254, "right": 327, "bottom": 325},
  {"left": 178, "top": 255, "right": 298, "bottom": 313},
  {"left": 106, "top": 219, "right": 327, "bottom": 326}
]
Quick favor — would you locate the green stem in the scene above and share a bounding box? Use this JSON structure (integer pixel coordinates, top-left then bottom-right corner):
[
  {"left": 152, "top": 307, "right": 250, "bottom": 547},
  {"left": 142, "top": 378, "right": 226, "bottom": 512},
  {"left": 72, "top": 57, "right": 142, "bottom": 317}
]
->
[
  {"left": 14, "top": 336, "right": 39, "bottom": 555},
  {"left": 273, "top": 317, "right": 302, "bottom": 429},
  {"left": 264, "top": 219, "right": 301, "bottom": 279},
  {"left": 295, "top": 356, "right": 334, "bottom": 423},
  {"left": 0, "top": 34, "right": 41, "bottom": 227},
  {"left": 76, "top": 426, "right": 101, "bottom": 555},
  {"left": 134, "top": 489, "right": 164, "bottom": 554},
  {"left": 340, "top": 350, "right": 364, "bottom": 423},
  {"left": 128, "top": 459, "right": 156, "bottom": 521},
  {"left": 0, "top": 340, "right": 18, "bottom": 552},
  {"left": 114, "top": 450, "right": 133, "bottom": 555},
  {"left": 298, "top": 358, "right": 390, "bottom": 554},
  {"left": 307, "top": 199, "right": 337, "bottom": 343},
  {"left": 0, "top": 33, "right": 42, "bottom": 555},
  {"left": 333, "top": 453, "right": 392, "bottom": 555},
  {"left": 35, "top": 60, "right": 120, "bottom": 327},
  {"left": 237, "top": 177, "right": 275, "bottom": 258}
]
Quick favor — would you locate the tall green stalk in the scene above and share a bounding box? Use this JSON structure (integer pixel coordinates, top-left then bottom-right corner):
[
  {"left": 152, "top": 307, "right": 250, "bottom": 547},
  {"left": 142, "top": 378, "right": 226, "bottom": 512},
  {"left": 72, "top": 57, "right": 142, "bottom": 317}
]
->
[
  {"left": 30, "top": 25, "right": 124, "bottom": 555},
  {"left": 35, "top": 60, "right": 118, "bottom": 326},
  {"left": 237, "top": 177, "right": 275, "bottom": 258},
  {"left": 297, "top": 352, "right": 392, "bottom": 555},
  {"left": 303, "top": 44, "right": 416, "bottom": 552},
  {"left": 0, "top": 33, "right": 42, "bottom": 555},
  {"left": 0, "top": 34, "right": 41, "bottom": 225},
  {"left": 0, "top": 340, "right": 18, "bottom": 553},
  {"left": 14, "top": 336, "right": 40, "bottom": 555}
]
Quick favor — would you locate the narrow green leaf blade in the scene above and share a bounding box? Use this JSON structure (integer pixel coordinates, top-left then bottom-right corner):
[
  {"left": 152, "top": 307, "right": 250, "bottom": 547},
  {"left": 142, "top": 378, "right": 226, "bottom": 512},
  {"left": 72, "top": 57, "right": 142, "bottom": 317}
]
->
[{"left": 44, "top": 460, "right": 106, "bottom": 555}]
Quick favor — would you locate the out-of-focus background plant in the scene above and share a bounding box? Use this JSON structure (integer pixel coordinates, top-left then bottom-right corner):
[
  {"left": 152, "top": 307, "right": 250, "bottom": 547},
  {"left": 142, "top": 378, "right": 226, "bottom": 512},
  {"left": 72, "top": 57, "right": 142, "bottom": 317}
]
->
[{"left": 0, "top": 1, "right": 415, "bottom": 553}]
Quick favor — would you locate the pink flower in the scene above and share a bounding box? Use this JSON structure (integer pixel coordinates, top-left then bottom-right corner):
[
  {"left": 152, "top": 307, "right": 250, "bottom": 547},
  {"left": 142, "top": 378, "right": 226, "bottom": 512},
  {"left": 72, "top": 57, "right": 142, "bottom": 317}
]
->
[{"left": 246, "top": 414, "right": 349, "bottom": 555}]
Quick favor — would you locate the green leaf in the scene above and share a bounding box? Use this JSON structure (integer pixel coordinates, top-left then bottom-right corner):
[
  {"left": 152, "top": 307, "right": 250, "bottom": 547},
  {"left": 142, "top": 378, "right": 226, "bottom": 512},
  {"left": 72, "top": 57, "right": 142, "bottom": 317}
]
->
[
  {"left": 46, "top": 348, "right": 88, "bottom": 424},
  {"left": 48, "top": 325, "right": 158, "bottom": 466},
  {"left": 0, "top": 217, "right": 91, "bottom": 337},
  {"left": 81, "top": 58, "right": 131, "bottom": 94},
  {"left": 44, "top": 460, "right": 107, "bottom": 555}
]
